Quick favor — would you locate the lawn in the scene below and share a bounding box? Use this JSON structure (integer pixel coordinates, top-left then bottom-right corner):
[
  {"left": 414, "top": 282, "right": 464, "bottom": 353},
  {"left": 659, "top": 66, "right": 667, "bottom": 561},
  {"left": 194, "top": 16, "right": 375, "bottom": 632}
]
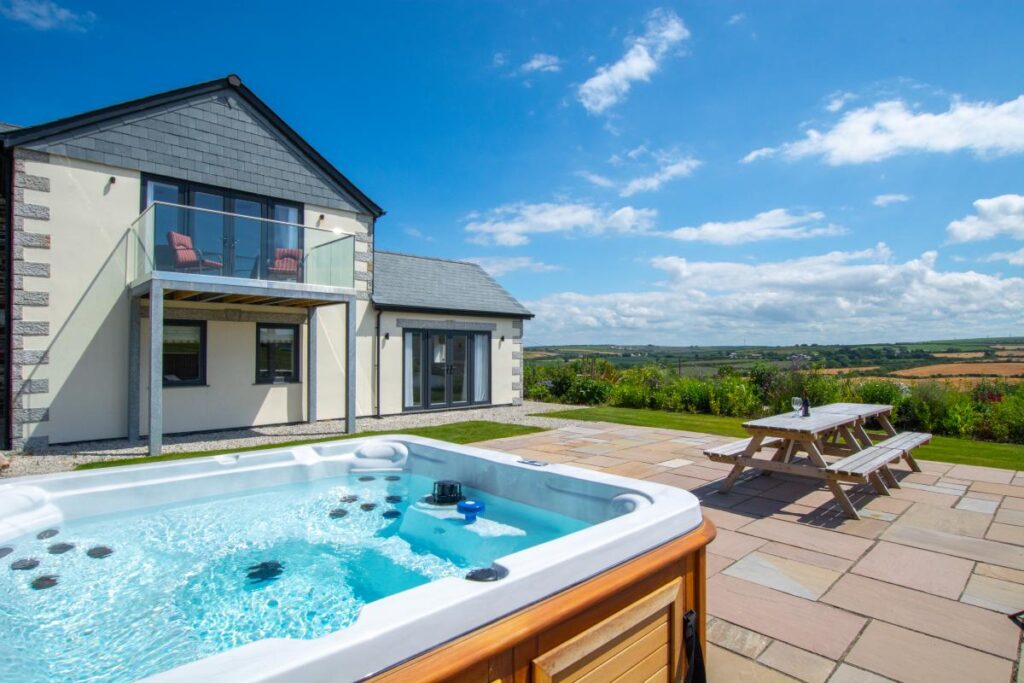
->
[
  {"left": 537, "top": 406, "right": 1024, "bottom": 471},
  {"left": 74, "top": 421, "right": 546, "bottom": 471}
]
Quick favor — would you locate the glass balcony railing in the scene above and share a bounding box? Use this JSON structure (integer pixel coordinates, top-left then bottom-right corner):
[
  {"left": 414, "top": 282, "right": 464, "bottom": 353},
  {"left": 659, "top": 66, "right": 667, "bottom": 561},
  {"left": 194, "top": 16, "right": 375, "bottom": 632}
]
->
[{"left": 129, "top": 202, "right": 355, "bottom": 289}]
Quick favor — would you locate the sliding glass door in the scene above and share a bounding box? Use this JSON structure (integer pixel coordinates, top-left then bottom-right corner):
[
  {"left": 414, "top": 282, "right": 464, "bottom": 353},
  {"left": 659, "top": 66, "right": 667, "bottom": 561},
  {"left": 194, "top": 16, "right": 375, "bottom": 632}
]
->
[{"left": 403, "top": 331, "right": 490, "bottom": 411}]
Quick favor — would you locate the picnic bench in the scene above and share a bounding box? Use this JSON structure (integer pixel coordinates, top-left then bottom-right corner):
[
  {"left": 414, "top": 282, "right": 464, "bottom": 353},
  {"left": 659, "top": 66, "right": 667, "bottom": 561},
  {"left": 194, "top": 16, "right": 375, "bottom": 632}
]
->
[{"left": 704, "top": 403, "right": 931, "bottom": 519}]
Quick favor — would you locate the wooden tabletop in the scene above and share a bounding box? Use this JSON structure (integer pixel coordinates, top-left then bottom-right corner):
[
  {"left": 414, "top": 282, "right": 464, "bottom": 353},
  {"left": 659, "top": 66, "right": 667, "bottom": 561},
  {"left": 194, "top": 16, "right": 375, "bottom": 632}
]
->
[
  {"left": 813, "top": 403, "right": 892, "bottom": 418},
  {"left": 743, "top": 410, "right": 858, "bottom": 436},
  {"left": 742, "top": 403, "right": 894, "bottom": 438}
]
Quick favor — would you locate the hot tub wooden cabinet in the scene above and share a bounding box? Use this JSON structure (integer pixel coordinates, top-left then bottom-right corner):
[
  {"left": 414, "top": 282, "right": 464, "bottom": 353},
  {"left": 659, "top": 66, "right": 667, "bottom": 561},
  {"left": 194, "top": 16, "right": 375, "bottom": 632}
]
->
[{"left": 370, "top": 519, "right": 716, "bottom": 683}]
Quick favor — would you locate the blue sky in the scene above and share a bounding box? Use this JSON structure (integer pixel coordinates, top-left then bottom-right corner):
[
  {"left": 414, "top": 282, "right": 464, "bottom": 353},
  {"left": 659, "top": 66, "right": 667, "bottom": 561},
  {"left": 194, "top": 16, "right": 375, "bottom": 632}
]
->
[{"left": 3, "top": 1, "right": 1023, "bottom": 345}]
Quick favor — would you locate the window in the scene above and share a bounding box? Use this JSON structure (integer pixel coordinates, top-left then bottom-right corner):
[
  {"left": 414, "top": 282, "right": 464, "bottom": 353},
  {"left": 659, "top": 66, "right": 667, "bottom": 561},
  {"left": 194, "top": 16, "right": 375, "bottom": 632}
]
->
[
  {"left": 403, "top": 331, "right": 423, "bottom": 409},
  {"left": 142, "top": 175, "right": 303, "bottom": 280},
  {"left": 256, "top": 323, "right": 300, "bottom": 383},
  {"left": 402, "top": 330, "right": 491, "bottom": 411},
  {"left": 163, "top": 321, "right": 206, "bottom": 386}
]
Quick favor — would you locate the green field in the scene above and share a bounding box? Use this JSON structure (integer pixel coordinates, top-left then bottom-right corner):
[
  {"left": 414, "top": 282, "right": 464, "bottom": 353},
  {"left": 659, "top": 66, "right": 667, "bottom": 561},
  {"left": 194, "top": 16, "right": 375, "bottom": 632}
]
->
[
  {"left": 536, "top": 406, "right": 1024, "bottom": 470},
  {"left": 526, "top": 337, "right": 1024, "bottom": 378},
  {"left": 74, "top": 421, "right": 546, "bottom": 471}
]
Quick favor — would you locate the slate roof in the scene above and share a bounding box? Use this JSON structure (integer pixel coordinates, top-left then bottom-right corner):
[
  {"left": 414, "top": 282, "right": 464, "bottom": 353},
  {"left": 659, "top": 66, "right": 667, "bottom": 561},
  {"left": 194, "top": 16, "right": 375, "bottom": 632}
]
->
[
  {"left": 0, "top": 75, "right": 383, "bottom": 217},
  {"left": 372, "top": 252, "right": 533, "bottom": 318}
]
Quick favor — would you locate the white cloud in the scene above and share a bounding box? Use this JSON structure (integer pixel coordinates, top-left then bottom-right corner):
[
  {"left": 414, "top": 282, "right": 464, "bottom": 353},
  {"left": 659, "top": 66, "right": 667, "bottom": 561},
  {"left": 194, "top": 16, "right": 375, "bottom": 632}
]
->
[
  {"left": 492, "top": 51, "right": 508, "bottom": 67},
  {"left": 520, "top": 53, "right": 561, "bottom": 73},
  {"left": 873, "top": 193, "right": 910, "bottom": 207},
  {"left": 746, "top": 95, "right": 1024, "bottom": 165},
  {"left": 0, "top": 0, "right": 94, "bottom": 30},
  {"left": 577, "top": 171, "right": 616, "bottom": 188},
  {"left": 464, "top": 201, "right": 657, "bottom": 246},
  {"left": 577, "top": 8, "right": 689, "bottom": 114},
  {"left": 661, "top": 208, "right": 844, "bottom": 245},
  {"left": 985, "top": 248, "right": 1024, "bottom": 266},
  {"left": 466, "top": 256, "right": 561, "bottom": 277},
  {"left": 620, "top": 155, "right": 702, "bottom": 196},
  {"left": 825, "top": 91, "right": 856, "bottom": 113},
  {"left": 947, "top": 194, "right": 1024, "bottom": 243},
  {"left": 525, "top": 245, "right": 1024, "bottom": 345},
  {"left": 727, "top": 13, "right": 746, "bottom": 25},
  {"left": 741, "top": 147, "right": 776, "bottom": 163}
]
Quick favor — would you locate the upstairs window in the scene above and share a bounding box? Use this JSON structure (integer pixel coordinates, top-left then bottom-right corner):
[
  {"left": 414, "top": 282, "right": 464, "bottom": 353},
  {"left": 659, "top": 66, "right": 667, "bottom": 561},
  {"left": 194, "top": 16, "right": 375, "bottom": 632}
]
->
[{"left": 256, "top": 323, "right": 300, "bottom": 384}]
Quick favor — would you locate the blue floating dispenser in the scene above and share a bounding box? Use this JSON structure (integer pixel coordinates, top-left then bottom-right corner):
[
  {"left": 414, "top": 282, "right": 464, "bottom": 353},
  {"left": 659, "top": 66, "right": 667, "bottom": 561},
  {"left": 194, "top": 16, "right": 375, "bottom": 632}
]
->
[{"left": 457, "top": 499, "right": 485, "bottom": 523}]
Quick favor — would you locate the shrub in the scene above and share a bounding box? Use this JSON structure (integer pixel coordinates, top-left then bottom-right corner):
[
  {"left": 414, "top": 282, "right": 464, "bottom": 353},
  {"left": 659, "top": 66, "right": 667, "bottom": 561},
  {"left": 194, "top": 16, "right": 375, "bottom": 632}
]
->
[
  {"left": 564, "top": 376, "right": 611, "bottom": 405},
  {"left": 711, "top": 375, "right": 761, "bottom": 417}
]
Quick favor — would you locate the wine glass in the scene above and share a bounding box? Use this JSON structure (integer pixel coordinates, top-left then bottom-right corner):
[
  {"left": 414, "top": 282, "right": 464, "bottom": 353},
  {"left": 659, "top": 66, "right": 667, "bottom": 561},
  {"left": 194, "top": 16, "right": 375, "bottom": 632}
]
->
[{"left": 791, "top": 396, "right": 802, "bottom": 417}]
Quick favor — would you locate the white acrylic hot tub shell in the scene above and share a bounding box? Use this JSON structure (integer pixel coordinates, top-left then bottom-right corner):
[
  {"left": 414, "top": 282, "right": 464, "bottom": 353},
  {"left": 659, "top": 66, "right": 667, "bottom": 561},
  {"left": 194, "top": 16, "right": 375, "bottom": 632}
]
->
[{"left": 0, "top": 435, "right": 703, "bottom": 683}]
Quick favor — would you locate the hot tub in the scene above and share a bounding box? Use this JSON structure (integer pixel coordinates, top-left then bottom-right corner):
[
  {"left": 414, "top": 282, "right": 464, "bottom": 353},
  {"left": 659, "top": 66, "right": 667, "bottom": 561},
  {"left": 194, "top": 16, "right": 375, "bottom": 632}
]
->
[{"left": 0, "top": 436, "right": 714, "bottom": 682}]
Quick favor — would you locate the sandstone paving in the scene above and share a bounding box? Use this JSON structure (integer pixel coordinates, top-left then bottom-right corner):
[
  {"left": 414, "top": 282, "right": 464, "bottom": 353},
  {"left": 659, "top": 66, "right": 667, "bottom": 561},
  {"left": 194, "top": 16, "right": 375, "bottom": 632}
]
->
[
  {"left": 822, "top": 574, "right": 1019, "bottom": 659},
  {"left": 893, "top": 501, "right": 992, "bottom": 538},
  {"left": 701, "top": 505, "right": 756, "bottom": 531},
  {"left": 739, "top": 517, "right": 873, "bottom": 560},
  {"left": 882, "top": 524, "right": 1024, "bottom": 569},
  {"left": 845, "top": 621, "right": 1014, "bottom": 683},
  {"left": 708, "top": 527, "right": 767, "bottom": 560},
  {"left": 709, "top": 574, "right": 866, "bottom": 659},
  {"left": 996, "top": 507, "right": 1024, "bottom": 526},
  {"left": 850, "top": 541, "right": 973, "bottom": 599},
  {"left": 976, "top": 562, "right": 1024, "bottom": 585},
  {"left": 957, "top": 496, "right": 1000, "bottom": 514},
  {"left": 947, "top": 463, "right": 1016, "bottom": 484},
  {"left": 723, "top": 551, "right": 842, "bottom": 600},
  {"left": 757, "top": 641, "right": 836, "bottom": 683},
  {"left": 961, "top": 574, "right": 1024, "bottom": 614},
  {"left": 707, "top": 644, "right": 801, "bottom": 683},
  {"left": 757, "top": 541, "right": 854, "bottom": 573},
  {"left": 826, "top": 664, "right": 895, "bottom": 683},
  {"left": 706, "top": 617, "right": 772, "bottom": 658},
  {"left": 989, "top": 522, "right": 1024, "bottom": 545}
]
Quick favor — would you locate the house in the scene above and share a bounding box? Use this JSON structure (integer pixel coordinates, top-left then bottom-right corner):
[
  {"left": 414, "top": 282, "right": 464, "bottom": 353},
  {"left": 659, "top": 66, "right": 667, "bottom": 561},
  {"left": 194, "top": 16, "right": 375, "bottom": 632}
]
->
[{"left": 0, "top": 75, "right": 531, "bottom": 454}]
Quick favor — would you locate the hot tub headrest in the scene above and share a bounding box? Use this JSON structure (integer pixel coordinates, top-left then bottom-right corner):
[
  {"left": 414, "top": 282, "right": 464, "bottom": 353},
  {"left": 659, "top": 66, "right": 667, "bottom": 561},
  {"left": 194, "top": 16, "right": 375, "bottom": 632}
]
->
[{"left": 354, "top": 441, "right": 409, "bottom": 463}]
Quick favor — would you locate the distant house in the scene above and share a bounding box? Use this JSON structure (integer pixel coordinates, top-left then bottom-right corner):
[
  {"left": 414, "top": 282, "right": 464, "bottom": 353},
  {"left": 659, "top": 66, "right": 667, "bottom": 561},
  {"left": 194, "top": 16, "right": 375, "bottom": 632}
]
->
[{"left": 0, "top": 75, "right": 531, "bottom": 453}]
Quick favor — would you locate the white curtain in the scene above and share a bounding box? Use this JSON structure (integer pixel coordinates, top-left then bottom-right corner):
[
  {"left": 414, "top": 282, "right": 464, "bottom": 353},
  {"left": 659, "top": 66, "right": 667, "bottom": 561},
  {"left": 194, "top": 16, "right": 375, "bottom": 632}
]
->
[
  {"left": 473, "top": 334, "right": 489, "bottom": 403},
  {"left": 403, "top": 333, "right": 414, "bottom": 407}
]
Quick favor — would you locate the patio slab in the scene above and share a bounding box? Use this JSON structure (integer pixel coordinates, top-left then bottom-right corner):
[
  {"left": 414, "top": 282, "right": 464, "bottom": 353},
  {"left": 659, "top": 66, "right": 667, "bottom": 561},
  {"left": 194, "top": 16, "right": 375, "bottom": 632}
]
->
[
  {"left": 723, "top": 551, "right": 841, "bottom": 600},
  {"left": 822, "top": 574, "right": 1019, "bottom": 659},
  {"left": 961, "top": 574, "right": 1024, "bottom": 614},
  {"left": 708, "top": 644, "right": 800, "bottom": 683},
  {"left": 707, "top": 617, "right": 772, "bottom": 658},
  {"left": 845, "top": 621, "right": 1013, "bottom": 683},
  {"left": 709, "top": 574, "right": 867, "bottom": 659},
  {"left": 738, "top": 518, "right": 873, "bottom": 560},
  {"left": 758, "top": 641, "right": 836, "bottom": 683},
  {"left": 850, "top": 541, "right": 973, "bottom": 599}
]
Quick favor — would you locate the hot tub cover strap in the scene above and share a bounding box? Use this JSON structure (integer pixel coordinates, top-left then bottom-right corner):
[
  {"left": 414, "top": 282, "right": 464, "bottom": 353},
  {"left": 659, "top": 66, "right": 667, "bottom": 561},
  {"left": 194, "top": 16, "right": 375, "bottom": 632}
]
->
[{"left": 683, "top": 609, "right": 706, "bottom": 683}]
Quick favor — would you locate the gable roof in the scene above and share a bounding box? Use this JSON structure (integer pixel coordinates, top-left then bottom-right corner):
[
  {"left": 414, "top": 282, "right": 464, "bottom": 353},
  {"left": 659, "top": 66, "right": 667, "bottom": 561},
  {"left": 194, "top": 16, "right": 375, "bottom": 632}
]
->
[
  {"left": 0, "top": 75, "right": 383, "bottom": 218},
  {"left": 372, "top": 251, "right": 533, "bottom": 319}
]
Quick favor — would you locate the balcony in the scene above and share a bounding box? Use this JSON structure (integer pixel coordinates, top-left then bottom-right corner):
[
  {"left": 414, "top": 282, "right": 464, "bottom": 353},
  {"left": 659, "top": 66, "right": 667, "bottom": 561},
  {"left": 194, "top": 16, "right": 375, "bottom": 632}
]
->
[{"left": 129, "top": 202, "right": 355, "bottom": 294}]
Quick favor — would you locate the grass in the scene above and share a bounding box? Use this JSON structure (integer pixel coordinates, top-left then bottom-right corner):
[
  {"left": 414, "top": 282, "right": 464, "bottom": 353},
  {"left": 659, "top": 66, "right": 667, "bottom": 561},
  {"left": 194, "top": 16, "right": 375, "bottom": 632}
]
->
[
  {"left": 537, "top": 406, "right": 1024, "bottom": 470},
  {"left": 73, "top": 421, "right": 546, "bottom": 471}
]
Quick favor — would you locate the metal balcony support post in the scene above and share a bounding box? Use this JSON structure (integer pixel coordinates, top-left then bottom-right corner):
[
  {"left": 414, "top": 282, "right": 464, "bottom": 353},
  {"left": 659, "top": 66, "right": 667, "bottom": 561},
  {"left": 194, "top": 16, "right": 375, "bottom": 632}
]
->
[
  {"left": 148, "top": 282, "right": 164, "bottom": 456},
  {"left": 127, "top": 295, "right": 141, "bottom": 442},
  {"left": 346, "top": 298, "right": 357, "bottom": 434},
  {"left": 307, "top": 307, "right": 318, "bottom": 423}
]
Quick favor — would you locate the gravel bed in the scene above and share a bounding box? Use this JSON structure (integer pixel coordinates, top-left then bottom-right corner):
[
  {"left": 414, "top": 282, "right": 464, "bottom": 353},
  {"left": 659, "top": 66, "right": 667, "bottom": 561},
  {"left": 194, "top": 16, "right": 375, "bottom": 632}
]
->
[{"left": 0, "top": 402, "right": 578, "bottom": 479}]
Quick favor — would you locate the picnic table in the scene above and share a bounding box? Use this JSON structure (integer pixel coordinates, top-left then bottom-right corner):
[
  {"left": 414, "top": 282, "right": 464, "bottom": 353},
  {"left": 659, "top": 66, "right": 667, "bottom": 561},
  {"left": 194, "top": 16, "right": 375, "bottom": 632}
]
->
[{"left": 705, "top": 403, "right": 929, "bottom": 519}]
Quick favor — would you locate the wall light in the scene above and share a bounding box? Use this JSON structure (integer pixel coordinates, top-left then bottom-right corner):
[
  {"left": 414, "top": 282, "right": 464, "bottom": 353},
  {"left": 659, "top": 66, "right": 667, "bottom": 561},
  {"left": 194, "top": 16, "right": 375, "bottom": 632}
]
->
[
  {"left": 108, "top": 176, "right": 116, "bottom": 185},
  {"left": 500, "top": 335, "right": 505, "bottom": 343},
  {"left": 384, "top": 332, "right": 390, "bottom": 341}
]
